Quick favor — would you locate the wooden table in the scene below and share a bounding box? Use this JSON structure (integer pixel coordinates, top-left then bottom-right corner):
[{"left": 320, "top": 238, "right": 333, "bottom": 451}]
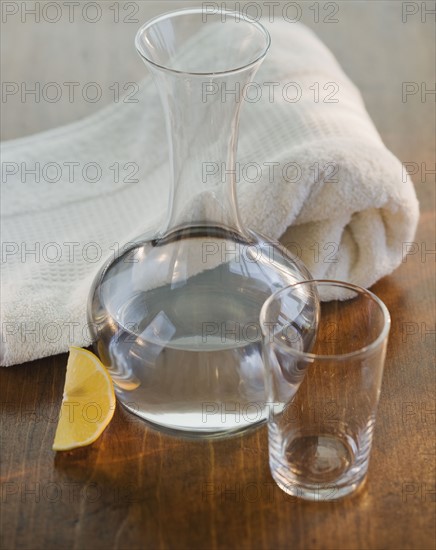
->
[{"left": 1, "top": 2, "right": 435, "bottom": 549}]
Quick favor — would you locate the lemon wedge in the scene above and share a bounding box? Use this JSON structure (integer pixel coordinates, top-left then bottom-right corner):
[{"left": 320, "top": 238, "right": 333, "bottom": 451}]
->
[{"left": 53, "top": 347, "right": 115, "bottom": 451}]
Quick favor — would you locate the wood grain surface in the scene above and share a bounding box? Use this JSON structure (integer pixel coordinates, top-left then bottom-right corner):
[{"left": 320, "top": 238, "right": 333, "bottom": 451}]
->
[{"left": 1, "top": 2, "right": 435, "bottom": 549}]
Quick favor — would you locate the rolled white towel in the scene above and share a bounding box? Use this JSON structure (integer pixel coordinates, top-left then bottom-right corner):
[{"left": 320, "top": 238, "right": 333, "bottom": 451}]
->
[{"left": 0, "top": 20, "right": 418, "bottom": 366}]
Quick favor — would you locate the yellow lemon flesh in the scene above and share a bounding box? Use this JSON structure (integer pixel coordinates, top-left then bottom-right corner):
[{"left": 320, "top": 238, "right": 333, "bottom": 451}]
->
[{"left": 53, "top": 347, "right": 115, "bottom": 451}]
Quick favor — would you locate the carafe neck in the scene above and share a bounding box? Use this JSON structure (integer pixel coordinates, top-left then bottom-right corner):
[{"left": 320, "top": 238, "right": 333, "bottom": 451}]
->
[{"left": 150, "top": 67, "right": 260, "bottom": 237}]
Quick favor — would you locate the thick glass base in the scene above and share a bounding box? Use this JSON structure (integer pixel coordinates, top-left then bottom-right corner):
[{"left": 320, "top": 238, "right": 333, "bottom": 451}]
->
[
  {"left": 88, "top": 225, "right": 311, "bottom": 438},
  {"left": 270, "top": 467, "right": 367, "bottom": 502},
  {"left": 269, "top": 428, "right": 369, "bottom": 501}
]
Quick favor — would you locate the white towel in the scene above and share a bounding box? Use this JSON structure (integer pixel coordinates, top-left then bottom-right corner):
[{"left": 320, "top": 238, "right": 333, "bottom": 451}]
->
[{"left": 0, "top": 20, "right": 419, "bottom": 366}]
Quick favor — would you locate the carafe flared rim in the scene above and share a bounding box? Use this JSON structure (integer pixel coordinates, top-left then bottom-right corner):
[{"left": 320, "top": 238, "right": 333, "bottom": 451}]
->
[{"left": 135, "top": 7, "right": 271, "bottom": 77}]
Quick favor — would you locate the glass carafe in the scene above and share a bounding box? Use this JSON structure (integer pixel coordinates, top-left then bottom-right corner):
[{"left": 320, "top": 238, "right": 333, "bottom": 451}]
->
[{"left": 88, "top": 8, "right": 312, "bottom": 438}]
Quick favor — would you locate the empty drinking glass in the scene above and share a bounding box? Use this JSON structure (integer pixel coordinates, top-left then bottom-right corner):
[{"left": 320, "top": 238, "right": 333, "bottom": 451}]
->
[{"left": 260, "top": 280, "right": 391, "bottom": 501}]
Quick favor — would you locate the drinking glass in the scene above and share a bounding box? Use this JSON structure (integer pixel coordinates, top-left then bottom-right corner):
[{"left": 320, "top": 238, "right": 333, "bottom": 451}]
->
[{"left": 260, "top": 280, "right": 391, "bottom": 500}]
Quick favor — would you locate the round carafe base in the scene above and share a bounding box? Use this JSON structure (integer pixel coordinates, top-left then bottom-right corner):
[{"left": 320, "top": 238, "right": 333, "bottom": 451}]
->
[{"left": 88, "top": 227, "right": 311, "bottom": 439}]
